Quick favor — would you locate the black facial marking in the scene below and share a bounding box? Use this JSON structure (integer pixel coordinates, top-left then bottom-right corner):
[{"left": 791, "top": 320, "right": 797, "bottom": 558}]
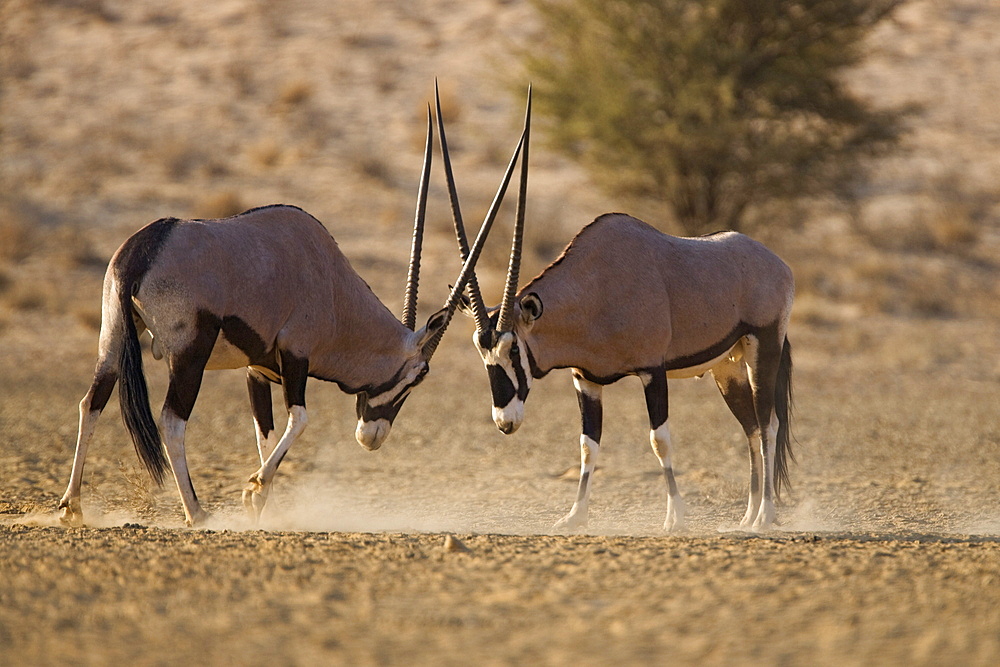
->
[
  {"left": 478, "top": 329, "right": 495, "bottom": 350},
  {"left": 487, "top": 364, "right": 517, "bottom": 408},
  {"left": 509, "top": 342, "right": 530, "bottom": 401}
]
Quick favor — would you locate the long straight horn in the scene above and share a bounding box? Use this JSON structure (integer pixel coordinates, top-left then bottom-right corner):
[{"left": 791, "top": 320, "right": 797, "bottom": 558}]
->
[
  {"left": 402, "top": 105, "right": 434, "bottom": 331},
  {"left": 436, "top": 79, "right": 490, "bottom": 334},
  {"left": 422, "top": 129, "right": 527, "bottom": 359},
  {"left": 496, "top": 85, "right": 531, "bottom": 334}
]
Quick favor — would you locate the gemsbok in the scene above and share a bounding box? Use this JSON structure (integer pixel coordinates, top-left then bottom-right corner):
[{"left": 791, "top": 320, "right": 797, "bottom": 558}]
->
[
  {"left": 440, "top": 89, "right": 794, "bottom": 532},
  {"left": 59, "top": 105, "right": 527, "bottom": 527}
]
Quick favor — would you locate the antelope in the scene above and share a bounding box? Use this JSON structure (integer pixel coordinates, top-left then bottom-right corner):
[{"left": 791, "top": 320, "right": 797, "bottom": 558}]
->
[
  {"left": 441, "top": 90, "right": 794, "bottom": 532},
  {"left": 58, "top": 106, "right": 527, "bottom": 527}
]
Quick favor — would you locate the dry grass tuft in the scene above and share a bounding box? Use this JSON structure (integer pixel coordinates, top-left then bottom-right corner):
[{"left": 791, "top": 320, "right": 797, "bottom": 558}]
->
[
  {"left": 277, "top": 79, "right": 314, "bottom": 109},
  {"left": 0, "top": 203, "right": 40, "bottom": 263},
  {"left": 247, "top": 138, "right": 283, "bottom": 169}
]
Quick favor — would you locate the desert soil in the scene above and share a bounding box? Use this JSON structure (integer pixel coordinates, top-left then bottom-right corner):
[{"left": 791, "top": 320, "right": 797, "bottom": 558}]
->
[{"left": 3, "top": 1, "right": 1000, "bottom": 665}]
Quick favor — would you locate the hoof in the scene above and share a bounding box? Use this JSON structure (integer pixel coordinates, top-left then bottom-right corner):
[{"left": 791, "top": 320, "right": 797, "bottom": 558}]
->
[
  {"left": 184, "top": 508, "right": 210, "bottom": 528},
  {"left": 663, "top": 497, "right": 686, "bottom": 532},
  {"left": 58, "top": 498, "right": 83, "bottom": 527},
  {"left": 242, "top": 473, "right": 269, "bottom": 525},
  {"left": 553, "top": 512, "right": 587, "bottom": 531}
]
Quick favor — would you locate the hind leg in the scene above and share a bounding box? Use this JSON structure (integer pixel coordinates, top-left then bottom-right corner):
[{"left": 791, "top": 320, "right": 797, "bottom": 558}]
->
[
  {"left": 59, "top": 371, "right": 117, "bottom": 525},
  {"left": 160, "top": 325, "right": 218, "bottom": 527},
  {"left": 711, "top": 356, "right": 761, "bottom": 528},
  {"left": 642, "top": 367, "right": 684, "bottom": 531},
  {"left": 744, "top": 332, "right": 784, "bottom": 530}
]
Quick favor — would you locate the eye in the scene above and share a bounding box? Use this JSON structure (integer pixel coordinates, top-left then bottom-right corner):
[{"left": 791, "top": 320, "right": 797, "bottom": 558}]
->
[{"left": 510, "top": 341, "right": 520, "bottom": 357}]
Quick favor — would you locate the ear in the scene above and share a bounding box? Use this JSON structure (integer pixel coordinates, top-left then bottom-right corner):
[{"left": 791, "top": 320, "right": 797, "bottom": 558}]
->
[
  {"left": 520, "top": 293, "right": 543, "bottom": 328},
  {"left": 415, "top": 306, "right": 449, "bottom": 349},
  {"left": 455, "top": 292, "right": 474, "bottom": 319}
]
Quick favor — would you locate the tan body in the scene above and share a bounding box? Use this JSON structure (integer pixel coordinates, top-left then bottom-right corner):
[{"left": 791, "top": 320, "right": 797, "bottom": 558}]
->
[
  {"left": 463, "top": 213, "right": 795, "bottom": 532},
  {"left": 59, "top": 94, "right": 525, "bottom": 528}
]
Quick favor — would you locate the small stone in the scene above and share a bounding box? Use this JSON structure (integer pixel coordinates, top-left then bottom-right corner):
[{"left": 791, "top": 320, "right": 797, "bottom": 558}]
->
[{"left": 443, "top": 534, "right": 470, "bottom": 553}]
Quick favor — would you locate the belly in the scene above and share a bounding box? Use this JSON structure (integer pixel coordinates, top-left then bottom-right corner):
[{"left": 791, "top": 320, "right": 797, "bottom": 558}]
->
[
  {"left": 204, "top": 335, "right": 252, "bottom": 370},
  {"left": 666, "top": 338, "right": 744, "bottom": 379}
]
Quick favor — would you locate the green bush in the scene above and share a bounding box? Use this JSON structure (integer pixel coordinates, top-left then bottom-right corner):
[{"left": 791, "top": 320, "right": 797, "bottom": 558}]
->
[{"left": 522, "top": 0, "right": 912, "bottom": 234}]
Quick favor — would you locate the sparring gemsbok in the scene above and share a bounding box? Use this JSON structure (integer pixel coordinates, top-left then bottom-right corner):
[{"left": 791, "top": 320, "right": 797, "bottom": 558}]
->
[
  {"left": 441, "top": 89, "right": 794, "bottom": 532},
  {"left": 59, "top": 106, "right": 527, "bottom": 527}
]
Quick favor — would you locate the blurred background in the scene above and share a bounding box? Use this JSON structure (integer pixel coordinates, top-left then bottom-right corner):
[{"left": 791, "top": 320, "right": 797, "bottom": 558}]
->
[{"left": 1, "top": 0, "right": 999, "bottom": 532}]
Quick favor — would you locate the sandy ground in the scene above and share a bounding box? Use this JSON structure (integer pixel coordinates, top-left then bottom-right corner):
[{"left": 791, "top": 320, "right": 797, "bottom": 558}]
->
[{"left": 2, "top": 311, "right": 1000, "bottom": 664}]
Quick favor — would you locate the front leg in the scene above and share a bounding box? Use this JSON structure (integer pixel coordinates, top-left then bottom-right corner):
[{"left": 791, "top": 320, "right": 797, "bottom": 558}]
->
[
  {"left": 247, "top": 369, "right": 277, "bottom": 465},
  {"left": 242, "top": 352, "right": 309, "bottom": 525},
  {"left": 642, "top": 367, "right": 684, "bottom": 532},
  {"left": 554, "top": 373, "right": 603, "bottom": 530}
]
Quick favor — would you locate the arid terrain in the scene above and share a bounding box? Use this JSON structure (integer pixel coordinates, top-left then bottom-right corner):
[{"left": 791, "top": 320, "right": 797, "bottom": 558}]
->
[{"left": 2, "top": 1, "right": 1000, "bottom": 665}]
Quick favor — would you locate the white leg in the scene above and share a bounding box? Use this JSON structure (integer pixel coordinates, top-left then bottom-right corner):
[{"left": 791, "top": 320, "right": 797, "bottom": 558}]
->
[
  {"left": 161, "top": 408, "right": 208, "bottom": 527},
  {"left": 243, "top": 405, "right": 308, "bottom": 524},
  {"left": 553, "top": 434, "right": 600, "bottom": 530},
  {"left": 554, "top": 375, "right": 602, "bottom": 530},
  {"left": 740, "top": 431, "right": 763, "bottom": 528},
  {"left": 752, "top": 412, "right": 779, "bottom": 531},
  {"left": 58, "top": 402, "right": 100, "bottom": 526},
  {"left": 650, "top": 421, "right": 685, "bottom": 531},
  {"left": 254, "top": 421, "right": 278, "bottom": 467}
]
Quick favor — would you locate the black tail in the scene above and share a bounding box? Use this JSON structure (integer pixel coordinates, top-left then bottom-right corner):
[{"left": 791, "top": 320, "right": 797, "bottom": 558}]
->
[
  {"left": 773, "top": 336, "right": 794, "bottom": 499},
  {"left": 115, "top": 219, "right": 176, "bottom": 486}
]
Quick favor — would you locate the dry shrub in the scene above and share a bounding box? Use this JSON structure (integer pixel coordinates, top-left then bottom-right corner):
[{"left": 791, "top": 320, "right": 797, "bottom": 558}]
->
[
  {"left": 410, "top": 85, "right": 463, "bottom": 152},
  {"left": 227, "top": 60, "right": 256, "bottom": 97},
  {"left": 162, "top": 138, "right": 208, "bottom": 180},
  {"left": 48, "top": 225, "right": 105, "bottom": 270},
  {"left": 6, "top": 283, "right": 54, "bottom": 312},
  {"left": 0, "top": 204, "right": 39, "bottom": 263},
  {"left": 248, "top": 138, "right": 283, "bottom": 169},
  {"left": 194, "top": 191, "right": 246, "bottom": 219},
  {"left": 351, "top": 149, "right": 395, "bottom": 186},
  {"left": 73, "top": 302, "right": 103, "bottom": 331},
  {"left": 277, "top": 79, "right": 314, "bottom": 109}
]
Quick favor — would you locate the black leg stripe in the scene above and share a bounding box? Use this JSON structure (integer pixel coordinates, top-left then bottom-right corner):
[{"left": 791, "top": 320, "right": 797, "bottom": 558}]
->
[
  {"left": 278, "top": 350, "right": 309, "bottom": 409},
  {"left": 247, "top": 372, "right": 274, "bottom": 437},
  {"left": 642, "top": 367, "right": 668, "bottom": 430},
  {"left": 576, "top": 389, "right": 603, "bottom": 442}
]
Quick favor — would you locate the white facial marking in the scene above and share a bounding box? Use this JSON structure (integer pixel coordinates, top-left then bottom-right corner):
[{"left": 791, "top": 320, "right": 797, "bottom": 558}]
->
[
  {"left": 356, "top": 418, "right": 390, "bottom": 451},
  {"left": 366, "top": 362, "right": 424, "bottom": 408},
  {"left": 493, "top": 403, "right": 523, "bottom": 433},
  {"left": 476, "top": 330, "right": 531, "bottom": 433}
]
